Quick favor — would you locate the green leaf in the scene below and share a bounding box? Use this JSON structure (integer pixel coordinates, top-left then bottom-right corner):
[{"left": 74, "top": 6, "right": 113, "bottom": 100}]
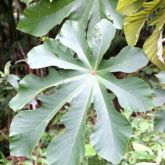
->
[
  {"left": 47, "top": 82, "right": 93, "bottom": 165},
  {"left": 7, "top": 74, "right": 20, "bottom": 89},
  {"left": 99, "top": 0, "right": 124, "bottom": 29},
  {"left": 20, "top": 0, "right": 32, "bottom": 5},
  {"left": 132, "top": 142, "right": 154, "bottom": 155},
  {"left": 9, "top": 69, "right": 83, "bottom": 111},
  {"left": 156, "top": 71, "right": 165, "bottom": 84},
  {"left": 17, "top": 0, "right": 75, "bottom": 36},
  {"left": 85, "top": 144, "right": 96, "bottom": 157},
  {"left": 120, "top": 0, "right": 165, "bottom": 68},
  {"left": 89, "top": 19, "right": 116, "bottom": 70},
  {"left": 27, "top": 39, "right": 88, "bottom": 71},
  {"left": 10, "top": 77, "right": 88, "bottom": 157},
  {"left": 131, "top": 151, "right": 154, "bottom": 160},
  {"left": 153, "top": 89, "right": 165, "bottom": 106},
  {"left": 124, "top": 0, "right": 161, "bottom": 46},
  {"left": 4, "top": 61, "right": 11, "bottom": 76},
  {"left": 57, "top": 20, "right": 93, "bottom": 69},
  {"left": 117, "top": 0, "right": 144, "bottom": 15},
  {"left": 143, "top": 7, "right": 165, "bottom": 69},
  {"left": 91, "top": 83, "right": 132, "bottom": 164},
  {"left": 18, "top": 0, "right": 123, "bottom": 37},
  {"left": 98, "top": 46, "right": 149, "bottom": 73},
  {"left": 99, "top": 73, "right": 153, "bottom": 112},
  {"left": 154, "top": 111, "right": 165, "bottom": 132},
  {"left": 136, "top": 163, "right": 158, "bottom": 165},
  {"left": 144, "top": 30, "right": 165, "bottom": 70},
  {"left": 86, "top": 0, "right": 123, "bottom": 43}
]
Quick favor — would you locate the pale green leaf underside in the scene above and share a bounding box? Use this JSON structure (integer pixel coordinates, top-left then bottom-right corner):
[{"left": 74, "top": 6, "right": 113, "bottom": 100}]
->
[
  {"left": 154, "top": 111, "right": 165, "bottom": 132},
  {"left": 153, "top": 89, "right": 165, "bottom": 106},
  {"left": 99, "top": 73, "right": 153, "bottom": 112},
  {"left": 86, "top": 0, "right": 123, "bottom": 44},
  {"left": 98, "top": 46, "right": 149, "bottom": 73},
  {"left": 27, "top": 39, "right": 87, "bottom": 71},
  {"left": 89, "top": 19, "right": 116, "bottom": 69},
  {"left": 91, "top": 83, "right": 132, "bottom": 164},
  {"left": 47, "top": 82, "right": 93, "bottom": 165},
  {"left": 9, "top": 69, "right": 83, "bottom": 111},
  {"left": 57, "top": 20, "right": 93, "bottom": 69},
  {"left": 10, "top": 77, "right": 89, "bottom": 157},
  {"left": 99, "top": 0, "right": 124, "bottom": 29}
]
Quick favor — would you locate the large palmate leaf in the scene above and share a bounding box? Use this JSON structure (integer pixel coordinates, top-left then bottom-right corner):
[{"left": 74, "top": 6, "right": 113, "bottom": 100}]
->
[
  {"left": 117, "top": 0, "right": 165, "bottom": 69},
  {"left": 18, "top": 0, "right": 123, "bottom": 37},
  {"left": 10, "top": 19, "right": 153, "bottom": 164}
]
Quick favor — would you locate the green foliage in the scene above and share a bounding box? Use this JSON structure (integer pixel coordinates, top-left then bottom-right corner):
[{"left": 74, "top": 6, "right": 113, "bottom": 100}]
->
[
  {"left": 9, "top": 18, "right": 153, "bottom": 165},
  {"left": 124, "top": 114, "right": 165, "bottom": 165},
  {"left": 4, "top": 110, "right": 165, "bottom": 165},
  {"left": 7, "top": 0, "right": 165, "bottom": 165},
  {"left": 117, "top": 0, "right": 165, "bottom": 69},
  {"left": 153, "top": 71, "right": 165, "bottom": 132},
  {"left": 17, "top": 0, "right": 75, "bottom": 36},
  {"left": 156, "top": 72, "right": 165, "bottom": 86},
  {"left": 17, "top": 0, "right": 123, "bottom": 37}
]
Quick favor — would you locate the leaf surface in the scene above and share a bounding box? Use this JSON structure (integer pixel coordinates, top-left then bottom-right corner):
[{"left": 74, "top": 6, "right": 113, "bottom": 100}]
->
[
  {"left": 18, "top": 0, "right": 123, "bottom": 37},
  {"left": 17, "top": 0, "right": 75, "bottom": 36},
  {"left": 117, "top": 0, "right": 144, "bottom": 15},
  {"left": 10, "top": 78, "right": 87, "bottom": 156},
  {"left": 98, "top": 46, "right": 149, "bottom": 73},
  {"left": 47, "top": 81, "right": 93, "bottom": 165},
  {"left": 89, "top": 19, "right": 116, "bottom": 69},
  {"left": 9, "top": 69, "right": 83, "bottom": 111},
  {"left": 57, "top": 21, "right": 92, "bottom": 68},
  {"left": 99, "top": 74, "right": 153, "bottom": 112},
  {"left": 124, "top": 0, "right": 161, "bottom": 46},
  {"left": 154, "top": 111, "right": 165, "bottom": 132},
  {"left": 28, "top": 39, "right": 88, "bottom": 71},
  {"left": 91, "top": 82, "right": 132, "bottom": 164}
]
